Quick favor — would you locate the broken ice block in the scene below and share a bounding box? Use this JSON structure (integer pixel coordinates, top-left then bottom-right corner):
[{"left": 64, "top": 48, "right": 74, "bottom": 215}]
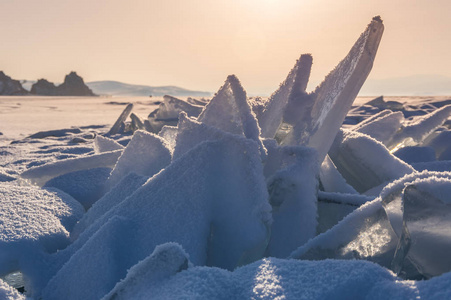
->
[
  {"left": 280, "top": 17, "right": 384, "bottom": 163},
  {"left": 93, "top": 135, "right": 124, "bottom": 153},
  {"left": 197, "top": 75, "right": 266, "bottom": 158},
  {"left": 102, "top": 243, "right": 190, "bottom": 300},
  {"left": 105, "top": 130, "right": 171, "bottom": 191},
  {"left": 71, "top": 172, "right": 148, "bottom": 241},
  {"left": 108, "top": 103, "right": 133, "bottom": 136},
  {"left": 319, "top": 155, "right": 358, "bottom": 194},
  {"left": 172, "top": 112, "right": 229, "bottom": 161},
  {"left": 317, "top": 191, "right": 373, "bottom": 234},
  {"left": 130, "top": 113, "right": 145, "bottom": 131},
  {"left": 391, "top": 178, "right": 451, "bottom": 278},
  {"left": 42, "top": 134, "right": 271, "bottom": 300},
  {"left": 290, "top": 198, "right": 398, "bottom": 269},
  {"left": 328, "top": 130, "right": 415, "bottom": 193},
  {"left": 388, "top": 105, "right": 451, "bottom": 151},
  {"left": 353, "top": 110, "right": 404, "bottom": 146},
  {"left": 158, "top": 125, "right": 178, "bottom": 153},
  {"left": 21, "top": 149, "right": 122, "bottom": 186},
  {"left": 148, "top": 95, "right": 203, "bottom": 133}
]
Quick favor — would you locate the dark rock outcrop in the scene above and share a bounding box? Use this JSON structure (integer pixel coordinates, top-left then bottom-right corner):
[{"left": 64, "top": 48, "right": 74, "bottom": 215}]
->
[
  {"left": 56, "top": 72, "right": 96, "bottom": 96},
  {"left": 30, "top": 72, "right": 96, "bottom": 96},
  {"left": 0, "top": 71, "right": 29, "bottom": 95},
  {"left": 30, "top": 79, "right": 57, "bottom": 95}
]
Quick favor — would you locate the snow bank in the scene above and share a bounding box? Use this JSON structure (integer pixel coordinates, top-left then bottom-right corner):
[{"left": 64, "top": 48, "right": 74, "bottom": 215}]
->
[
  {"left": 109, "top": 257, "right": 434, "bottom": 299},
  {"left": 0, "top": 278, "right": 25, "bottom": 300},
  {"left": 0, "top": 182, "right": 83, "bottom": 277}
]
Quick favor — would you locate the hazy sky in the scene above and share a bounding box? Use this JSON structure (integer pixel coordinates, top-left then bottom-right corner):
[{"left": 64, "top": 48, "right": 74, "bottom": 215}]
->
[{"left": 1, "top": 0, "right": 450, "bottom": 95}]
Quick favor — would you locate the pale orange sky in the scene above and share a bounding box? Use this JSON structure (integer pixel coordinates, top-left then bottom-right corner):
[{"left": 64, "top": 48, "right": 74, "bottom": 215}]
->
[{"left": 1, "top": 0, "right": 450, "bottom": 95}]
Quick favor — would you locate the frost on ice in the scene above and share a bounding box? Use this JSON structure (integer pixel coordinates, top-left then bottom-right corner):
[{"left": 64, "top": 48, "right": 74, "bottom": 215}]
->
[{"left": 1, "top": 16, "right": 451, "bottom": 299}]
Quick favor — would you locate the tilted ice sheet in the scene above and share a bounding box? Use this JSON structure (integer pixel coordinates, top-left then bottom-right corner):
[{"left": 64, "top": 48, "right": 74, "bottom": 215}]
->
[
  {"left": 20, "top": 149, "right": 122, "bottom": 186},
  {"left": 354, "top": 110, "right": 404, "bottom": 146},
  {"left": 102, "top": 243, "right": 190, "bottom": 300},
  {"left": 290, "top": 197, "right": 398, "bottom": 270},
  {"left": 280, "top": 17, "right": 384, "bottom": 163},
  {"left": 197, "top": 75, "right": 266, "bottom": 159},
  {"left": 329, "top": 130, "right": 415, "bottom": 193},
  {"left": 105, "top": 130, "right": 171, "bottom": 191},
  {"left": 93, "top": 135, "right": 124, "bottom": 153},
  {"left": 41, "top": 135, "right": 271, "bottom": 300},
  {"left": 258, "top": 54, "right": 312, "bottom": 139},
  {"left": 388, "top": 105, "right": 451, "bottom": 150},
  {"left": 391, "top": 177, "right": 451, "bottom": 278},
  {"left": 173, "top": 112, "right": 231, "bottom": 161},
  {"left": 70, "top": 172, "right": 148, "bottom": 241},
  {"left": 319, "top": 155, "right": 358, "bottom": 194},
  {"left": 265, "top": 145, "right": 319, "bottom": 258}
]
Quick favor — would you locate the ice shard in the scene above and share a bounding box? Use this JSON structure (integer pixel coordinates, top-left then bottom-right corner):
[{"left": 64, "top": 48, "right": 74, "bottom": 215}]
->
[
  {"left": 388, "top": 105, "right": 451, "bottom": 151},
  {"left": 102, "top": 243, "right": 190, "bottom": 300},
  {"left": 93, "top": 135, "right": 124, "bottom": 153},
  {"left": 41, "top": 135, "right": 271, "bottom": 300},
  {"left": 130, "top": 113, "right": 145, "bottom": 131},
  {"left": 172, "top": 112, "right": 229, "bottom": 161},
  {"left": 258, "top": 54, "right": 313, "bottom": 139},
  {"left": 20, "top": 149, "right": 123, "bottom": 186},
  {"left": 197, "top": 75, "right": 266, "bottom": 159},
  {"left": 71, "top": 172, "right": 148, "bottom": 241},
  {"left": 353, "top": 110, "right": 404, "bottom": 146},
  {"left": 290, "top": 198, "right": 398, "bottom": 269},
  {"left": 319, "top": 155, "right": 358, "bottom": 194},
  {"left": 389, "top": 177, "right": 451, "bottom": 278},
  {"left": 328, "top": 130, "right": 414, "bottom": 194},
  {"left": 317, "top": 191, "right": 373, "bottom": 234},
  {"left": 265, "top": 145, "right": 319, "bottom": 258},
  {"left": 280, "top": 17, "right": 384, "bottom": 163},
  {"left": 105, "top": 130, "right": 171, "bottom": 191},
  {"left": 107, "top": 103, "right": 133, "bottom": 136},
  {"left": 148, "top": 95, "right": 203, "bottom": 133},
  {"left": 158, "top": 125, "right": 178, "bottom": 153}
]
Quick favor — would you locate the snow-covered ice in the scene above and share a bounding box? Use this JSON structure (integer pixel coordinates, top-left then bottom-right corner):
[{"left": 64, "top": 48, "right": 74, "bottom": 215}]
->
[{"left": 0, "top": 16, "right": 451, "bottom": 299}]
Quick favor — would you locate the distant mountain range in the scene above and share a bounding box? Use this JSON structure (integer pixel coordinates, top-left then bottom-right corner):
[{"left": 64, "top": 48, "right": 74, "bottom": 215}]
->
[
  {"left": 20, "top": 75, "right": 451, "bottom": 97},
  {"left": 86, "top": 81, "right": 211, "bottom": 97},
  {"left": 358, "top": 74, "right": 451, "bottom": 96}
]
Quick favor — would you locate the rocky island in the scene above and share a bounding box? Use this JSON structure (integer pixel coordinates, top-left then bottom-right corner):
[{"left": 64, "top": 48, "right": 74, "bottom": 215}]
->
[
  {"left": 31, "top": 72, "right": 96, "bottom": 96},
  {"left": 0, "top": 71, "right": 29, "bottom": 95}
]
